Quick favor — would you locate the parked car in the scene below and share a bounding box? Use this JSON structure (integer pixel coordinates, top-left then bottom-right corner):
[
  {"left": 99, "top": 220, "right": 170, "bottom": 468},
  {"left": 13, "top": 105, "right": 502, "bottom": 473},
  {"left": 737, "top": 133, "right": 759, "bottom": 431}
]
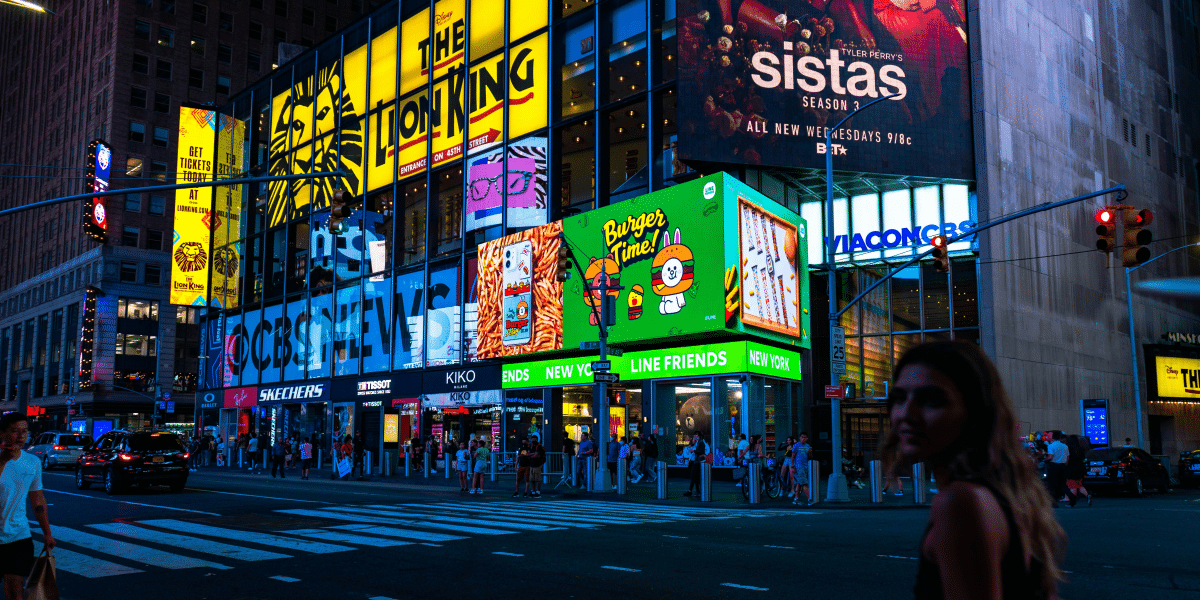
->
[
  {"left": 1179, "top": 449, "right": 1200, "bottom": 488},
  {"left": 1082, "top": 446, "right": 1171, "bottom": 496},
  {"left": 26, "top": 431, "right": 93, "bottom": 470},
  {"left": 76, "top": 429, "right": 190, "bottom": 495}
]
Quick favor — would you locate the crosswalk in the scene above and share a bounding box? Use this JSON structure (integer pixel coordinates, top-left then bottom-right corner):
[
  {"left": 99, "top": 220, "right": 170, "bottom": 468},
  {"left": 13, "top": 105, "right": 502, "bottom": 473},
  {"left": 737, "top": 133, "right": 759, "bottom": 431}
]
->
[{"left": 34, "top": 500, "right": 802, "bottom": 579}]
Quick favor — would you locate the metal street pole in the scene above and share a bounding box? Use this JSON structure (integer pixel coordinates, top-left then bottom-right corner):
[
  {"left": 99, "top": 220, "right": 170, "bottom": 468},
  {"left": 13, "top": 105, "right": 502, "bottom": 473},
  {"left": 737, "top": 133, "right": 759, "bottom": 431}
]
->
[
  {"left": 1123, "top": 241, "right": 1200, "bottom": 449},
  {"left": 825, "top": 94, "right": 897, "bottom": 502}
]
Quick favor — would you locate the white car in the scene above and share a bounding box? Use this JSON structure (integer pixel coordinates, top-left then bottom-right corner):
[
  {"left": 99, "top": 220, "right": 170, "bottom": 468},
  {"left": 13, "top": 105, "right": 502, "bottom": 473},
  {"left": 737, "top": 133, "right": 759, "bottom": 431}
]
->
[{"left": 27, "top": 431, "right": 93, "bottom": 470}]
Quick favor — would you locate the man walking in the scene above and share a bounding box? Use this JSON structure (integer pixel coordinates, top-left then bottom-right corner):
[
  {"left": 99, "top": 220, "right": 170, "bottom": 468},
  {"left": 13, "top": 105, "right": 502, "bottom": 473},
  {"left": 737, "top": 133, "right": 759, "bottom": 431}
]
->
[
  {"left": 792, "top": 432, "right": 812, "bottom": 505},
  {"left": 247, "top": 433, "right": 260, "bottom": 473},
  {"left": 561, "top": 432, "right": 576, "bottom": 486},
  {"left": 577, "top": 432, "right": 595, "bottom": 491},
  {"left": 0, "top": 412, "right": 55, "bottom": 600},
  {"left": 1046, "top": 431, "right": 1070, "bottom": 507},
  {"left": 299, "top": 437, "right": 313, "bottom": 480},
  {"left": 513, "top": 439, "right": 533, "bottom": 497},
  {"left": 684, "top": 431, "right": 706, "bottom": 497},
  {"left": 270, "top": 437, "right": 287, "bottom": 479},
  {"left": 529, "top": 435, "right": 546, "bottom": 497},
  {"left": 606, "top": 433, "right": 621, "bottom": 490},
  {"left": 643, "top": 433, "right": 659, "bottom": 483},
  {"left": 352, "top": 430, "right": 367, "bottom": 480}
]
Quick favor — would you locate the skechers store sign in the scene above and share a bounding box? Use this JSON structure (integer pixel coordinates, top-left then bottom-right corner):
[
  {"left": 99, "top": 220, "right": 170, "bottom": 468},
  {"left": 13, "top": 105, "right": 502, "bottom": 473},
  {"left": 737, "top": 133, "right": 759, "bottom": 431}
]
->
[
  {"left": 258, "top": 383, "right": 329, "bottom": 404},
  {"left": 501, "top": 341, "right": 802, "bottom": 388}
]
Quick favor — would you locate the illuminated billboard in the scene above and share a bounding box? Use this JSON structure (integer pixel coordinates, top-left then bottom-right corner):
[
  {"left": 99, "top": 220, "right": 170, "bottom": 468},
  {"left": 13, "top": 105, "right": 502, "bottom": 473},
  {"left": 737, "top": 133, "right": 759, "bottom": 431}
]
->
[
  {"left": 171, "top": 107, "right": 218, "bottom": 306},
  {"left": 211, "top": 115, "right": 247, "bottom": 309},
  {"left": 675, "top": 1, "right": 972, "bottom": 179},
  {"left": 83, "top": 140, "right": 111, "bottom": 242},
  {"left": 1155, "top": 356, "right": 1200, "bottom": 399}
]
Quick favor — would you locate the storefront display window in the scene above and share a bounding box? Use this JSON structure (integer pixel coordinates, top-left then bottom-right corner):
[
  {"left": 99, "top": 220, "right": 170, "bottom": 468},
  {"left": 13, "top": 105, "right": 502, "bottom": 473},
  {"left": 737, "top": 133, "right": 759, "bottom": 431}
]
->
[
  {"left": 561, "top": 387, "right": 593, "bottom": 446},
  {"left": 714, "top": 378, "right": 740, "bottom": 466},
  {"left": 332, "top": 402, "right": 354, "bottom": 445},
  {"left": 670, "top": 380, "right": 711, "bottom": 459},
  {"left": 505, "top": 391, "right": 544, "bottom": 452}
]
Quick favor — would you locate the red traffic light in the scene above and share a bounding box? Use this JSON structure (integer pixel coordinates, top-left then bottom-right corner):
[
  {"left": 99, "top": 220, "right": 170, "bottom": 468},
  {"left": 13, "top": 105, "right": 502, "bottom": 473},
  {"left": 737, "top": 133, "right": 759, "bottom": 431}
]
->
[
  {"left": 930, "top": 235, "right": 946, "bottom": 248},
  {"left": 1096, "top": 209, "right": 1115, "bottom": 224},
  {"left": 1130, "top": 208, "right": 1153, "bottom": 226},
  {"left": 930, "top": 235, "right": 950, "bottom": 273}
]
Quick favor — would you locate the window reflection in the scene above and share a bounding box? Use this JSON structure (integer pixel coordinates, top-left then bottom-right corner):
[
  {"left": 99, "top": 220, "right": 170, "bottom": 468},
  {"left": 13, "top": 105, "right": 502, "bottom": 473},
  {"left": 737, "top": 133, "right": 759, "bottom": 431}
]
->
[
  {"left": 366, "top": 189, "right": 394, "bottom": 276},
  {"left": 558, "top": 120, "right": 594, "bottom": 216},
  {"left": 607, "top": 0, "right": 647, "bottom": 104},
  {"left": 607, "top": 102, "right": 648, "bottom": 201},
  {"left": 399, "top": 178, "right": 427, "bottom": 266},
  {"left": 560, "top": 19, "right": 595, "bottom": 118},
  {"left": 891, "top": 267, "right": 920, "bottom": 332},
  {"left": 433, "top": 167, "right": 464, "bottom": 256}
]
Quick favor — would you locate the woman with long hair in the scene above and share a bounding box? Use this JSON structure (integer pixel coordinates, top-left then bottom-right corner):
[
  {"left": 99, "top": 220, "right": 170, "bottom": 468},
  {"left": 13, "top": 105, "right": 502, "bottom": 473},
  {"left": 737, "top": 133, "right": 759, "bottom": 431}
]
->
[{"left": 883, "top": 341, "right": 1065, "bottom": 599}]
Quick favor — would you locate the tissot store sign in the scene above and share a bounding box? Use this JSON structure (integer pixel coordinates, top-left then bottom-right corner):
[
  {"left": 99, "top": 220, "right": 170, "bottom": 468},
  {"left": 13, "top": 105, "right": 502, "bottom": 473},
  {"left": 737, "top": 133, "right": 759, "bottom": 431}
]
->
[
  {"left": 257, "top": 382, "right": 330, "bottom": 404},
  {"left": 423, "top": 364, "right": 502, "bottom": 394},
  {"left": 332, "top": 373, "right": 421, "bottom": 400}
]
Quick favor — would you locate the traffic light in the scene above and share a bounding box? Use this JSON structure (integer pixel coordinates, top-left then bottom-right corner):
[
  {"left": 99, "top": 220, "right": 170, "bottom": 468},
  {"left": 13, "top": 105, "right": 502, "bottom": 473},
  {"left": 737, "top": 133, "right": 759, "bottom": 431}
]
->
[
  {"left": 328, "top": 188, "right": 354, "bottom": 234},
  {"left": 1095, "top": 209, "right": 1117, "bottom": 254},
  {"left": 1122, "top": 208, "right": 1153, "bottom": 267},
  {"left": 555, "top": 235, "right": 573, "bottom": 282},
  {"left": 930, "top": 235, "right": 949, "bottom": 273}
]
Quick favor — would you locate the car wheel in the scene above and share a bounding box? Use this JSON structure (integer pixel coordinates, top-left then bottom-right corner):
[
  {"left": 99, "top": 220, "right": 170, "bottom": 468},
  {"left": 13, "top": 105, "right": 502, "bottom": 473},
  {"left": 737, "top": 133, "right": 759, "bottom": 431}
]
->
[
  {"left": 169, "top": 479, "right": 186, "bottom": 493},
  {"left": 1131, "top": 477, "right": 1144, "bottom": 497},
  {"left": 75, "top": 467, "right": 91, "bottom": 490},
  {"left": 104, "top": 469, "right": 121, "bottom": 496}
]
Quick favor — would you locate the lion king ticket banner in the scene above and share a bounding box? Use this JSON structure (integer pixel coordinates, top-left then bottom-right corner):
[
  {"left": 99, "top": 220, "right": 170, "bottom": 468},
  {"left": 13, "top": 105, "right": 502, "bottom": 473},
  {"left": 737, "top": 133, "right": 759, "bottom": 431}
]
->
[
  {"left": 476, "top": 173, "right": 810, "bottom": 358},
  {"left": 171, "top": 107, "right": 219, "bottom": 306},
  {"left": 675, "top": 0, "right": 972, "bottom": 180}
]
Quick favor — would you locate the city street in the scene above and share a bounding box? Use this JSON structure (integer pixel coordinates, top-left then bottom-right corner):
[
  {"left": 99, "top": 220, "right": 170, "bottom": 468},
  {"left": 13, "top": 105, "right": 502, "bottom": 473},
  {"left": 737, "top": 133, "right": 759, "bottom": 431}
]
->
[{"left": 31, "top": 468, "right": 1200, "bottom": 600}]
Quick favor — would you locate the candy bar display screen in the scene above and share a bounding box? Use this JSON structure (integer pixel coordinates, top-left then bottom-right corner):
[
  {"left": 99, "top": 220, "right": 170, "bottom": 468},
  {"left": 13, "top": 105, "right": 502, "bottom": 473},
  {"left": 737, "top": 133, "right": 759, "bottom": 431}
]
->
[{"left": 675, "top": 0, "right": 973, "bottom": 180}]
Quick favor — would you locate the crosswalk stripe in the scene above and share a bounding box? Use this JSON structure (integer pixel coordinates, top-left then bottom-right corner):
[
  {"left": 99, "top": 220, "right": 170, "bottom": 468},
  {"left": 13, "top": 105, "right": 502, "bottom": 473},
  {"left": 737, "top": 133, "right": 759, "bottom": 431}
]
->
[
  {"left": 274, "top": 509, "right": 496, "bottom": 538},
  {"left": 88, "top": 523, "right": 290, "bottom": 562},
  {"left": 40, "top": 546, "right": 145, "bottom": 578},
  {"left": 485, "top": 501, "right": 665, "bottom": 519},
  {"left": 307, "top": 507, "right": 520, "bottom": 536},
  {"left": 352, "top": 505, "right": 566, "bottom": 531},
  {"left": 405, "top": 503, "right": 623, "bottom": 526},
  {"left": 49, "top": 524, "right": 231, "bottom": 570},
  {"left": 139, "top": 519, "right": 355, "bottom": 554},
  {"left": 443, "top": 502, "right": 649, "bottom": 524},
  {"left": 373, "top": 504, "right": 598, "bottom": 529},
  {"left": 565, "top": 501, "right": 741, "bottom": 518},
  {"left": 336, "top": 523, "right": 467, "bottom": 543},
  {"left": 277, "top": 529, "right": 413, "bottom": 547}
]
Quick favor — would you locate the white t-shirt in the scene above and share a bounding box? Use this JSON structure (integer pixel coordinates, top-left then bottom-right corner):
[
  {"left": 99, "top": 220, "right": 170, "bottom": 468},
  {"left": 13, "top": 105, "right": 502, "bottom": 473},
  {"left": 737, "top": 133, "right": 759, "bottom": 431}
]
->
[
  {"left": 248, "top": 438, "right": 258, "bottom": 452},
  {"left": 737, "top": 439, "right": 749, "bottom": 458},
  {"left": 1048, "top": 440, "right": 1069, "bottom": 464},
  {"left": 1, "top": 452, "right": 43, "bottom": 544},
  {"left": 456, "top": 449, "right": 468, "bottom": 464}
]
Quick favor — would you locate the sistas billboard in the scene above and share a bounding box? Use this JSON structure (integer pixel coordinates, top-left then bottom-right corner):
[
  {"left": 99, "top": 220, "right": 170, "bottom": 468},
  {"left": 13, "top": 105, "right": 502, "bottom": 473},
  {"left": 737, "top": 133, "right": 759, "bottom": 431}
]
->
[{"left": 675, "top": 0, "right": 972, "bottom": 179}]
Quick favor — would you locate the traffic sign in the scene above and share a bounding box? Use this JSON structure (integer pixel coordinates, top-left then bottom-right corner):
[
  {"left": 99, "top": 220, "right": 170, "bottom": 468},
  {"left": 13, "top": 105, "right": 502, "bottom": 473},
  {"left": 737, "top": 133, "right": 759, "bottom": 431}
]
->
[
  {"left": 591, "top": 360, "right": 612, "bottom": 372},
  {"left": 831, "top": 326, "right": 846, "bottom": 375},
  {"left": 162, "top": 391, "right": 172, "bottom": 401},
  {"left": 593, "top": 372, "right": 620, "bottom": 384},
  {"left": 580, "top": 341, "right": 601, "bottom": 350},
  {"left": 166, "top": 401, "right": 175, "bottom": 412},
  {"left": 606, "top": 348, "right": 623, "bottom": 357},
  {"left": 67, "top": 409, "right": 75, "bottom": 416},
  {"left": 65, "top": 396, "right": 74, "bottom": 406},
  {"left": 824, "top": 385, "right": 844, "bottom": 399}
]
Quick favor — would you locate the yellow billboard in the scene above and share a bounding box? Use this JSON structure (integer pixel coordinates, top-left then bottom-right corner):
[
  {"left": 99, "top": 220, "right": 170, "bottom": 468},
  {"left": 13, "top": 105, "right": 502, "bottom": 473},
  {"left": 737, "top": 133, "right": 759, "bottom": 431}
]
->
[
  {"left": 467, "top": 57, "right": 505, "bottom": 155},
  {"left": 432, "top": 70, "right": 466, "bottom": 167},
  {"left": 211, "top": 115, "right": 246, "bottom": 309},
  {"left": 397, "top": 88, "right": 429, "bottom": 178},
  {"left": 1155, "top": 356, "right": 1200, "bottom": 398},
  {"left": 171, "top": 107, "right": 218, "bottom": 306},
  {"left": 400, "top": 8, "right": 429, "bottom": 95},
  {"left": 509, "top": 33, "right": 548, "bottom": 139}
]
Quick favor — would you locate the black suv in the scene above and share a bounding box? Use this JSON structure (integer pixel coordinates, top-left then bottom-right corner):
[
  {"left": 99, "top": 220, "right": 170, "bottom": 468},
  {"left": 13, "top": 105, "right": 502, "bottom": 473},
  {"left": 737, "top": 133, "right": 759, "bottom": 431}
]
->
[
  {"left": 76, "top": 429, "right": 190, "bottom": 495},
  {"left": 1082, "top": 446, "right": 1171, "bottom": 496},
  {"left": 1180, "top": 449, "right": 1200, "bottom": 488}
]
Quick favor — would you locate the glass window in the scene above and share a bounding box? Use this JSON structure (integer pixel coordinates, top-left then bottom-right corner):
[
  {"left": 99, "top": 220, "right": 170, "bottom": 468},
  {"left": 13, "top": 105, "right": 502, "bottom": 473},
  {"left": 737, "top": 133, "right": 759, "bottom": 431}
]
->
[
  {"left": 145, "top": 265, "right": 161, "bottom": 285},
  {"left": 859, "top": 268, "right": 887, "bottom": 334},
  {"left": 128, "top": 122, "right": 145, "bottom": 143},
  {"left": 882, "top": 189, "right": 912, "bottom": 259},
  {"left": 658, "top": 89, "right": 690, "bottom": 181},
  {"left": 432, "top": 167, "right": 463, "bottom": 257},
  {"left": 606, "top": 0, "right": 647, "bottom": 104},
  {"left": 426, "top": 263, "right": 461, "bottom": 367},
  {"left": 325, "top": 16, "right": 337, "bottom": 33},
  {"left": 219, "top": 12, "right": 233, "bottom": 32},
  {"left": 126, "top": 157, "right": 143, "bottom": 177},
  {"left": 334, "top": 283, "right": 361, "bottom": 376},
  {"left": 922, "top": 265, "right": 950, "bottom": 330},
  {"left": 559, "top": 19, "right": 595, "bottom": 118},
  {"left": 265, "top": 227, "right": 286, "bottom": 298},
  {"left": 154, "top": 93, "right": 170, "bottom": 113},
  {"left": 114, "top": 334, "right": 157, "bottom": 356},
  {"left": 189, "top": 68, "right": 204, "bottom": 88},
  {"left": 247, "top": 52, "right": 261, "bottom": 71},
  {"left": 191, "top": 36, "right": 205, "bottom": 55},
  {"left": 558, "top": 0, "right": 593, "bottom": 20},
  {"left": 914, "top": 186, "right": 940, "bottom": 245},
  {"left": 287, "top": 220, "right": 309, "bottom": 294},
  {"left": 249, "top": 21, "right": 262, "bottom": 40},
  {"left": 505, "top": 137, "right": 550, "bottom": 231},
  {"left": 161, "top": 0, "right": 175, "bottom": 14},
  {"left": 462, "top": 255, "right": 480, "bottom": 362},
  {"left": 952, "top": 259, "right": 977, "bottom": 328},
  {"left": 282, "top": 297, "right": 307, "bottom": 381},
  {"left": 134, "top": 20, "right": 151, "bottom": 41},
  {"left": 218, "top": 44, "right": 232, "bottom": 64},
  {"left": 153, "top": 127, "right": 169, "bottom": 147},
  {"left": 147, "top": 230, "right": 164, "bottom": 250},
  {"left": 362, "top": 276, "right": 391, "bottom": 373},
  {"left": 656, "top": 0, "right": 676, "bottom": 85},
  {"left": 150, "top": 161, "right": 168, "bottom": 181},
  {"left": 668, "top": 380, "right": 712, "bottom": 456},
  {"left": 122, "top": 227, "right": 139, "bottom": 247},
  {"left": 149, "top": 195, "right": 166, "bottom": 215},
  {"left": 309, "top": 216, "right": 335, "bottom": 291},
  {"left": 120, "top": 262, "right": 138, "bottom": 283},
  {"left": 239, "top": 309, "right": 261, "bottom": 385},
  {"left": 156, "top": 59, "right": 172, "bottom": 80},
  {"left": 393, "top": 269, "right": 425, "bottom": 369},
  {"left": 851, "top": 193, "right": 881, "bottom": 261},
  {"left": 125, "top": 194, "right": 142, "bottom": 212},
  {"left": 307, "top": 292, "right": 333, "bottom": 379},
  {"left": 365, "top": 190, "right": 393, "bottom": 276},
  {"left": 302, "top": 7, "right": 315, "bottom": 25},
  {"left": 558, "top": 120, "right": 594, "bottom": 216},
  {"left": 118, "top": 299, "right": 159, "bottom": 319},
  {"left": 891, "top": 267, "right": 920, "bottom": 332},
  {"left": 193, "top": 3, "right": 207, "bottom": 23},
  {"left": 158, "top": 27, "right": 174, "bottom": 48},
  {"left": 132, "top": 54, "right": 149, "bottom": 74},
  {"left": 260, "top": 303, "right": 282, "bottom": 384},
  {"left": 130, "top": 87, "right": 147, "bottom": 109},
  {"left": 606, "top": 102, "right": 647, "bottom": 200},
  {"left": 217, "top": 76, "right": 231, "bottom": 95},
  {"left": 274, "top": 1, "right": 287, "bottom": 17}
]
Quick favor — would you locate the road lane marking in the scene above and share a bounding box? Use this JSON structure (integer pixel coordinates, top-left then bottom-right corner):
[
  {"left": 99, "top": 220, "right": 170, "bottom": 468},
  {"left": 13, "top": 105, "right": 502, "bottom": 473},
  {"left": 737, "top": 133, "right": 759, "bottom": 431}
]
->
[
  {"left": 722, "top": 583, "right": 768, "bottom": 591},
  {"left": 601, "top": 566, "right": 641, "bottom": 572},
  {"left": 88, "top": 522, "right": 290, "bottom": 562},
  {"left": 394, "top": 503, "right": 612, "bottom": 526},
  {"left": 269, "top": 576, "right": 301, "bottom": 582},
  {"left": 41, "top": 524, "right": 230, "bottom": 570},
  {"left": 493, "top": 551, "right": 524, "bottom": 556},
  {"left": 186, "top": 488, "right": 332, "bottom": 504},
  {"left": 663, "top": 535, "right": 688, "bottom": 539},
  {"left": 877, "top": 555, "right": 918, "bottom": 560},
  {"left": 279, "top": 529, "right": 413, "bottom": 547},
  {"left": 43, "top": 489, "right": 221, "bottom": 516},
  {"left": 420, "top": 543, "right": 443, "bottom": 547},
  {"left": 763, "top": 545, "right": 794, "bottom": 549},
  {"left": 35, "top": 545, "right": 144, "bottom": 578},
  {"left": 139, "top": 519, "right": 354, "bottom": 554}
]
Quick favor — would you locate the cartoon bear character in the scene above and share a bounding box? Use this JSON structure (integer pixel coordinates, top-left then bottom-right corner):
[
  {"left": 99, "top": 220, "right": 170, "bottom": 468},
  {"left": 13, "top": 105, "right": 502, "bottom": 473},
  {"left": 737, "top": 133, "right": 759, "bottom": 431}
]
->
[
  {"left": 628, "top": 284, "right": 644, "bottom": 320},
  {"left": 582, "top": 254, "right": 621, "bottom": 326},
  {"left": 651, "top": 228, "right": 694, "bottom": 315}
]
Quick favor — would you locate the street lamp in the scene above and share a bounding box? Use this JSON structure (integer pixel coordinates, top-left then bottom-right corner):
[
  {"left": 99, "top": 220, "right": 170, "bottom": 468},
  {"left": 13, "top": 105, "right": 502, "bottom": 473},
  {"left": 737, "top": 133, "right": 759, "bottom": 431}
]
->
[
  {"left": 0, "top": 0, "right": 55, "bottom": 14},
  {"left": 824, "top": 93, "right": 899, "bottom": 503},
  {"left": 1124, "top": 241, "right": 1200, "bottom": 449}
]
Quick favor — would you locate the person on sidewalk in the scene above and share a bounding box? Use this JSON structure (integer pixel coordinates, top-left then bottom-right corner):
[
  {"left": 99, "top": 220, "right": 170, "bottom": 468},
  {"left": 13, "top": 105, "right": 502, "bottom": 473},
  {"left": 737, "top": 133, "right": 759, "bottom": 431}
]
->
[
  {"left": 577, "top": 432, "right": 595, "bottom": 491},
  {"left": 683, "top": 431, "right": 707, "bottom": 497},
  {"left": 529, "top": 435, "right": 545, "bottom": 497},
  {"left": 247, "top": 434, "right": 260, "bottom": 473},
  {"left": 561, "top": 432, "right": 576, "bottom": 487},
  {"left": 606, "top": 434, "right": 621, "bottom": 490},
  {"left": 352, "top": 430, "right": 367, "bottom": 480},
  {"left": 299, "top": 437, "right": 313, "bottom": 480},
  {"left": 338, "top": 436, "right": 354, "bottom": 480},
  {"left": 427, "top": 436, "right": 439, "bottom": 475},
  {"left": 1045, "top": 431, "right": 1070, "bottom": 508},
  {"left": 629, "top": 436, "right": 643, "bottom": 483},
  {"left": 514, "top": 439, "right": 533, "bottom": 497},
  {"left": 792, "top": 432, "right": 812, "bottom": 505},
  {"left": 0, "top": 412, "right": 55, "bottom": 600},
  {"left": 471, "top": 439, "right": 490, "bottom": 494},
  {"left": 456, "top": 442, "right": 470, "bottom": 492},
  {"left": 270, "top": 438, "right": 287, "bottom": 479},
  {"left": 1065, "top": 435, "right": 1092, "bottom": 507},
  {"left": 642, "top": 433, "right": 659, "bottom": 482}
]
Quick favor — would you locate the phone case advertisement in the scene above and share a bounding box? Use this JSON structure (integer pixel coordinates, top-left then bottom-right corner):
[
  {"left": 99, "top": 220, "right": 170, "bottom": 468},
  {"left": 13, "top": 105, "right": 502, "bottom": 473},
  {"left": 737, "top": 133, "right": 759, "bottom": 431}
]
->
[{"left": 475, "top": 222, "right": 564, "bottom": 359}]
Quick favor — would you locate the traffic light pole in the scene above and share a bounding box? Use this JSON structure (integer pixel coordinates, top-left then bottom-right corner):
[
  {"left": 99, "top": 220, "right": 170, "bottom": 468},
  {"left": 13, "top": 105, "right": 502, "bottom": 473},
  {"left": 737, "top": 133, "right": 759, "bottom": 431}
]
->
[{"left": 1124, "top": 241, "right": 1200, "bottom": 449}]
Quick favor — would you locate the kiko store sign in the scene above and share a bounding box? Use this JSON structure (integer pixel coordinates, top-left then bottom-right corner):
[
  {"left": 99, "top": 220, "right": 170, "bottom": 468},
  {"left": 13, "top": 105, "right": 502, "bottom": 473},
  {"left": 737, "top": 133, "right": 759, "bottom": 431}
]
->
[{"left": 423, "top": 364, "right": 503, "bottom": 395}]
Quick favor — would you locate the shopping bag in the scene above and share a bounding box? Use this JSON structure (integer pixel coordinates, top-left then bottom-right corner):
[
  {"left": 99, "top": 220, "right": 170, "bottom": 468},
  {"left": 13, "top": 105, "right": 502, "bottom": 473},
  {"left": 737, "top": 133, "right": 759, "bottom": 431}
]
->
[
  {"left": 336, "top": 456, "right": 352, "bottom": 478},
  {"left": 24, "top": 548, "right": 58, "bottom": 600}
]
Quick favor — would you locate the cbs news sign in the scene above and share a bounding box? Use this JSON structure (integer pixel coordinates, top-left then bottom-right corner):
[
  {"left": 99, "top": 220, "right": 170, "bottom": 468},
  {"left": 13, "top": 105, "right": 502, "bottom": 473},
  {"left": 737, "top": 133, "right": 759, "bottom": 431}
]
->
[{"left": 266, "top": 0, "right": 549, "bottom": 228}]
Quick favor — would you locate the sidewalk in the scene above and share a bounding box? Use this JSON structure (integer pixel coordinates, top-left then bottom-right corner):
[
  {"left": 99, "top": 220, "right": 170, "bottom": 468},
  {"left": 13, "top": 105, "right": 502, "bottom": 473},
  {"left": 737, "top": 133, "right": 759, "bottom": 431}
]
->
[{"left": 189, "top": 461, "right": 935, "bottom": 509}]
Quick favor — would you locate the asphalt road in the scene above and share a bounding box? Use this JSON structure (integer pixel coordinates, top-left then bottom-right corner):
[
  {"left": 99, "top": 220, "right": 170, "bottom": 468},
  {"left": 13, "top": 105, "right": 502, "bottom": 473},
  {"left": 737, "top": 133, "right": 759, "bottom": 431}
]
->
[{"left": 29, "top": 467, "right": 1200, "bottom": 600}]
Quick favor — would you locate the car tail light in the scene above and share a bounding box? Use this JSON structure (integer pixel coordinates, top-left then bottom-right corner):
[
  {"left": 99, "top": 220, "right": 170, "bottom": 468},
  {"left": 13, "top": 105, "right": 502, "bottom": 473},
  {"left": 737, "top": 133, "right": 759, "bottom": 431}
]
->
[
  {"left": 119, "top": 453, "right": 139, "bottom": 461},
  {"left": 53, "top": 445, "right": 66, "bottom": 451},
  {"left": 1116, "top": 462, "right": 1129, "bottom": 469},
  {"left": 181, "top": 452, "right": 190, "bottom": 460}
]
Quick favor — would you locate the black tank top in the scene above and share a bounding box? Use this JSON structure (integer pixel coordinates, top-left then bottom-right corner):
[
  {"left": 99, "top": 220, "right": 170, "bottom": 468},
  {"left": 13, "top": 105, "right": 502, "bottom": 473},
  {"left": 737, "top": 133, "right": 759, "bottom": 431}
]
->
[{"left": 913, "top": 481, "right": 1048, "bottom": 600}]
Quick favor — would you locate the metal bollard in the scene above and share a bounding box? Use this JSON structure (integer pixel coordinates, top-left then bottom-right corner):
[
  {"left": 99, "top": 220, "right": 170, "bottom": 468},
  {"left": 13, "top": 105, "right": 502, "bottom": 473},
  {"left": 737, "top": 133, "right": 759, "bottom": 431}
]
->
[
  {"left": 869, "top": 460, "right": 883, "bottom": 503},
  {"left": 913, "top": 462, "right": 928, "bottom": 504},
  {"left": 445, "top": 451, "right": 451, "bottom": 479},
  {"left": 365, "top": 451, "right": 372, "bottom": 476},
  {"left": 656, "top": 461, "right": 668, "bottom": 499},
  {"left": 238, "top": 448, "right": 244, "bottom": 468},
  {"left": 424, "top": 452, "right": 431, "bottom": 478},
  {"left": 318, "top": 449, "right": 323, "bottom": 468},
  {"left": 617, "top": 457, "right": 628, "bottom": 495},
  {"left": 748, "top": 462, "right": 762, "bottom": 504},
  {"left": 586, "top": 457, "right": 596, "bottom": 492},
  {"left": 405, "top": 450, "right": 411, "bottom": 477},
  {"left": 489, "top": 451, "right": 497, "bottom": 482},
  {"left": 808, "top": 460, "right": 821, "bottom": 505},
  {"left": 384, "top": 452, "right": 390, "bottom": 477},
  {"left": 700, "top": 462, "right": 713, "bottom": 502}
]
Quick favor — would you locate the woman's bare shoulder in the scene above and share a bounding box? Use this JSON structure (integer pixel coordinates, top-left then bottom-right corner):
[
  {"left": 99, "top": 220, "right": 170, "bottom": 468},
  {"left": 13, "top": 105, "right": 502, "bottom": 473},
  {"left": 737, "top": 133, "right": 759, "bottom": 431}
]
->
[{"left": 928, "top": 480, "right": 1009, "bottom": 546}]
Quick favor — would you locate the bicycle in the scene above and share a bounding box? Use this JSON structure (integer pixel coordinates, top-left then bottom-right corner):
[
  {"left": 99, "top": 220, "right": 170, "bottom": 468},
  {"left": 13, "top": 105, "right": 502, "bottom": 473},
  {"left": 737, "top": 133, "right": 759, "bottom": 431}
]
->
[{"left": 738, "top": 459, "right": 783, "bottom": 500}]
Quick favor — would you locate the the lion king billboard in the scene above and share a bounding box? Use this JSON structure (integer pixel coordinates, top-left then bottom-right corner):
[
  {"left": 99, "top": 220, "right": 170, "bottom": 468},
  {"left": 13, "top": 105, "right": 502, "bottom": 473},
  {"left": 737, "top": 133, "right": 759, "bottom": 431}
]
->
[
  {"left": 171, "top": 106, "right": 220, "bottom": 306},
  {"left": 675, "top": 0, "right": 972, "bottom": 179}
]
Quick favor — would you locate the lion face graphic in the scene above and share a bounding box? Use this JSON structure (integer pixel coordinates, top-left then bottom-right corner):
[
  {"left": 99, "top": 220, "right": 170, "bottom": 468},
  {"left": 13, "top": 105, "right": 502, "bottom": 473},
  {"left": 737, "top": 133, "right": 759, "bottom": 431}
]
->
[
  {"left": 175, "top": 242, "right": 208, "bottom": 272},
  {"left": 268, "top": 63, "right": 364, "bottom": 228},
  {"left": 212, "top": 246, "right": 240, "bottom": 278}
]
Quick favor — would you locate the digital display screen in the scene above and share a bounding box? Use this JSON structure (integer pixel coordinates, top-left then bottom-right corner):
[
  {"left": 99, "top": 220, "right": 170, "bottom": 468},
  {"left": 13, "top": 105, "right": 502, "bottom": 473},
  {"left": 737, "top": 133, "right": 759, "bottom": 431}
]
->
[{"left": 1083, "top": 407, "right": 1108, "bottom": 447}]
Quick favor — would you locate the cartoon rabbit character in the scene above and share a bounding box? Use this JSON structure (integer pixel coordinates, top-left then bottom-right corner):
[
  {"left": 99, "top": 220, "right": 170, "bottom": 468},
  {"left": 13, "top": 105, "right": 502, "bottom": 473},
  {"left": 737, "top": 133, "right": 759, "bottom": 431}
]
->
[{"left": 651, "top": 228, "right": 694, "bottom": 315}]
